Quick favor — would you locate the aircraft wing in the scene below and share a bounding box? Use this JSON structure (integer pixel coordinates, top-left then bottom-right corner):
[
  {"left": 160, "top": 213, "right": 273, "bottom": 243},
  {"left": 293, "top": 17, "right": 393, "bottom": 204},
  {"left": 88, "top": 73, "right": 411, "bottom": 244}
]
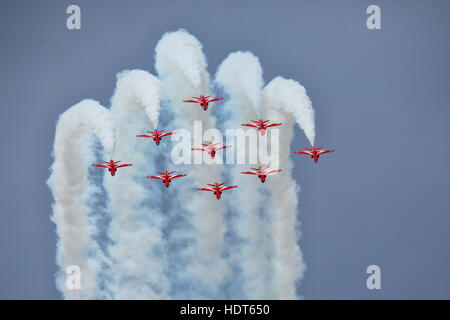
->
[
  {"left": 191, "top": 148, "right": 206, "bottom": 151},
  {"left": 318, "top": 149, "right": 335, "bottom": 155},
  {"left": 241, "top": 171, "right": 258, "bottom": 175},
  {"left": 265, "top": 169, "right": 282, "bottom": 175},
  {"left": 265, "top": 123, "right": 282, "bottom": 128},
  {"left": 207, "top": 98, "right": 223, "bottom": 102},
  {"left": 241, "top": 123, "right": 258, "bottom": 128},
  {"left": 171, "top": 174, "right": 187, "bottom": 179},
  {"left": 92, "top": 164, "right": 108, "bottom": 168},
  {"left": 183, "top": 99, "right": 200, "bottom": 103},
  {"left": 136, "top": 134, "right": 152, "bottom": 138},
  {"left": 197, "top": 187, "right": 214, "bottom": 192},
  {"left": 294, "top": 151, "right": 312, "bottom": 155},
  {"left": 220, "top": 185, "right": 238, "bottom": 191},
  {"left": 147, "top": 175, "right": 164, "bottom": 180},
  {"left": 160, "top": 132, "right": 174, "bottom": 137},
  {"left": 116, "top": 164, "right": 132, "bottom": 168},
  {"left": 216, "top": 145, "right": 230, "bottom": 150}
]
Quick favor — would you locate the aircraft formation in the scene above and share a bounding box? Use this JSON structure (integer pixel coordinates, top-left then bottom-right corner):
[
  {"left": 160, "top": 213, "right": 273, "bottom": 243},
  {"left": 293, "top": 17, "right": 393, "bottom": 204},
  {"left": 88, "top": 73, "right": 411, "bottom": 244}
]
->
[{"left": 91, "top": 96, "right": 335, "bottom": 199}]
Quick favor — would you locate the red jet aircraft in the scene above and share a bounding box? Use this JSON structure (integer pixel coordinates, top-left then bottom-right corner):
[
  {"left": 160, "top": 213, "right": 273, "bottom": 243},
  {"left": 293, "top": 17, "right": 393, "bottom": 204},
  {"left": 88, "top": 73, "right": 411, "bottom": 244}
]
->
[
  {"left": 91, "top": 160, "right": 133, "bottom": 176},
  {"left": 241, "top": 120, "right": 282, "bottom": 135},
  {"left": 294, "top": 147, "right": 335, "bottom": 163},
  {"left": 146, "top": 170, "right": 187, "bottom": 188},
  {"left": 197, "top": 183, "right": 237, "bottom": 200},
  {"left": 241, "top": 167, "right": 282, "bottom": 183},
  {"left": 183, "top": 96, "right": 223, "bottom": 111},
  {"left": 136, "top": 129, "right": 174, "bottom": 145},
  {"left": 191, "top": 142, "right": 230, "bottom": 159}
]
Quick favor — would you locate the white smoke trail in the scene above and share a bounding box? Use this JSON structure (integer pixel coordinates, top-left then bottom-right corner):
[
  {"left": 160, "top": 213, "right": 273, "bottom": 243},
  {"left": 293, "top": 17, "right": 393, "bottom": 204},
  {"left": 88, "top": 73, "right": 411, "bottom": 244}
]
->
[
  {"left": 215, "top": 51, "right": 273, "bottom": 299},
  {"left": 264, "top": 77, "right": 315, "bottom": 146},
  {"left": 155, "top": 29, "right": 229, "bottom": 299},
  {"left": 215, "top": 51, "right": 263, "bottom": 116},
  {"left": 261, "top": 76, "right": 314, "bottom": 299},
  {"left": 48, "top": 99, "right": 115, "bottom": 299},
  {"left": 104, "top": 69, "right": 169, "bottom": 299}
]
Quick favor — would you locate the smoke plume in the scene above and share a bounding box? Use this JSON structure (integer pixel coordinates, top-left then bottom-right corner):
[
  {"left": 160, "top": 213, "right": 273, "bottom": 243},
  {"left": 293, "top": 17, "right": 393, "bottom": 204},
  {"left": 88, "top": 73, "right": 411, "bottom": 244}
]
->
[
  {"left": 155, "top": 30, "right": 229, "bottom": 299},
  {"left": 104, "top": 69, "right": 169, "bottom": 299},
  {"left": 48, "top": 99, "right": 115, "bottom": 299}
]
